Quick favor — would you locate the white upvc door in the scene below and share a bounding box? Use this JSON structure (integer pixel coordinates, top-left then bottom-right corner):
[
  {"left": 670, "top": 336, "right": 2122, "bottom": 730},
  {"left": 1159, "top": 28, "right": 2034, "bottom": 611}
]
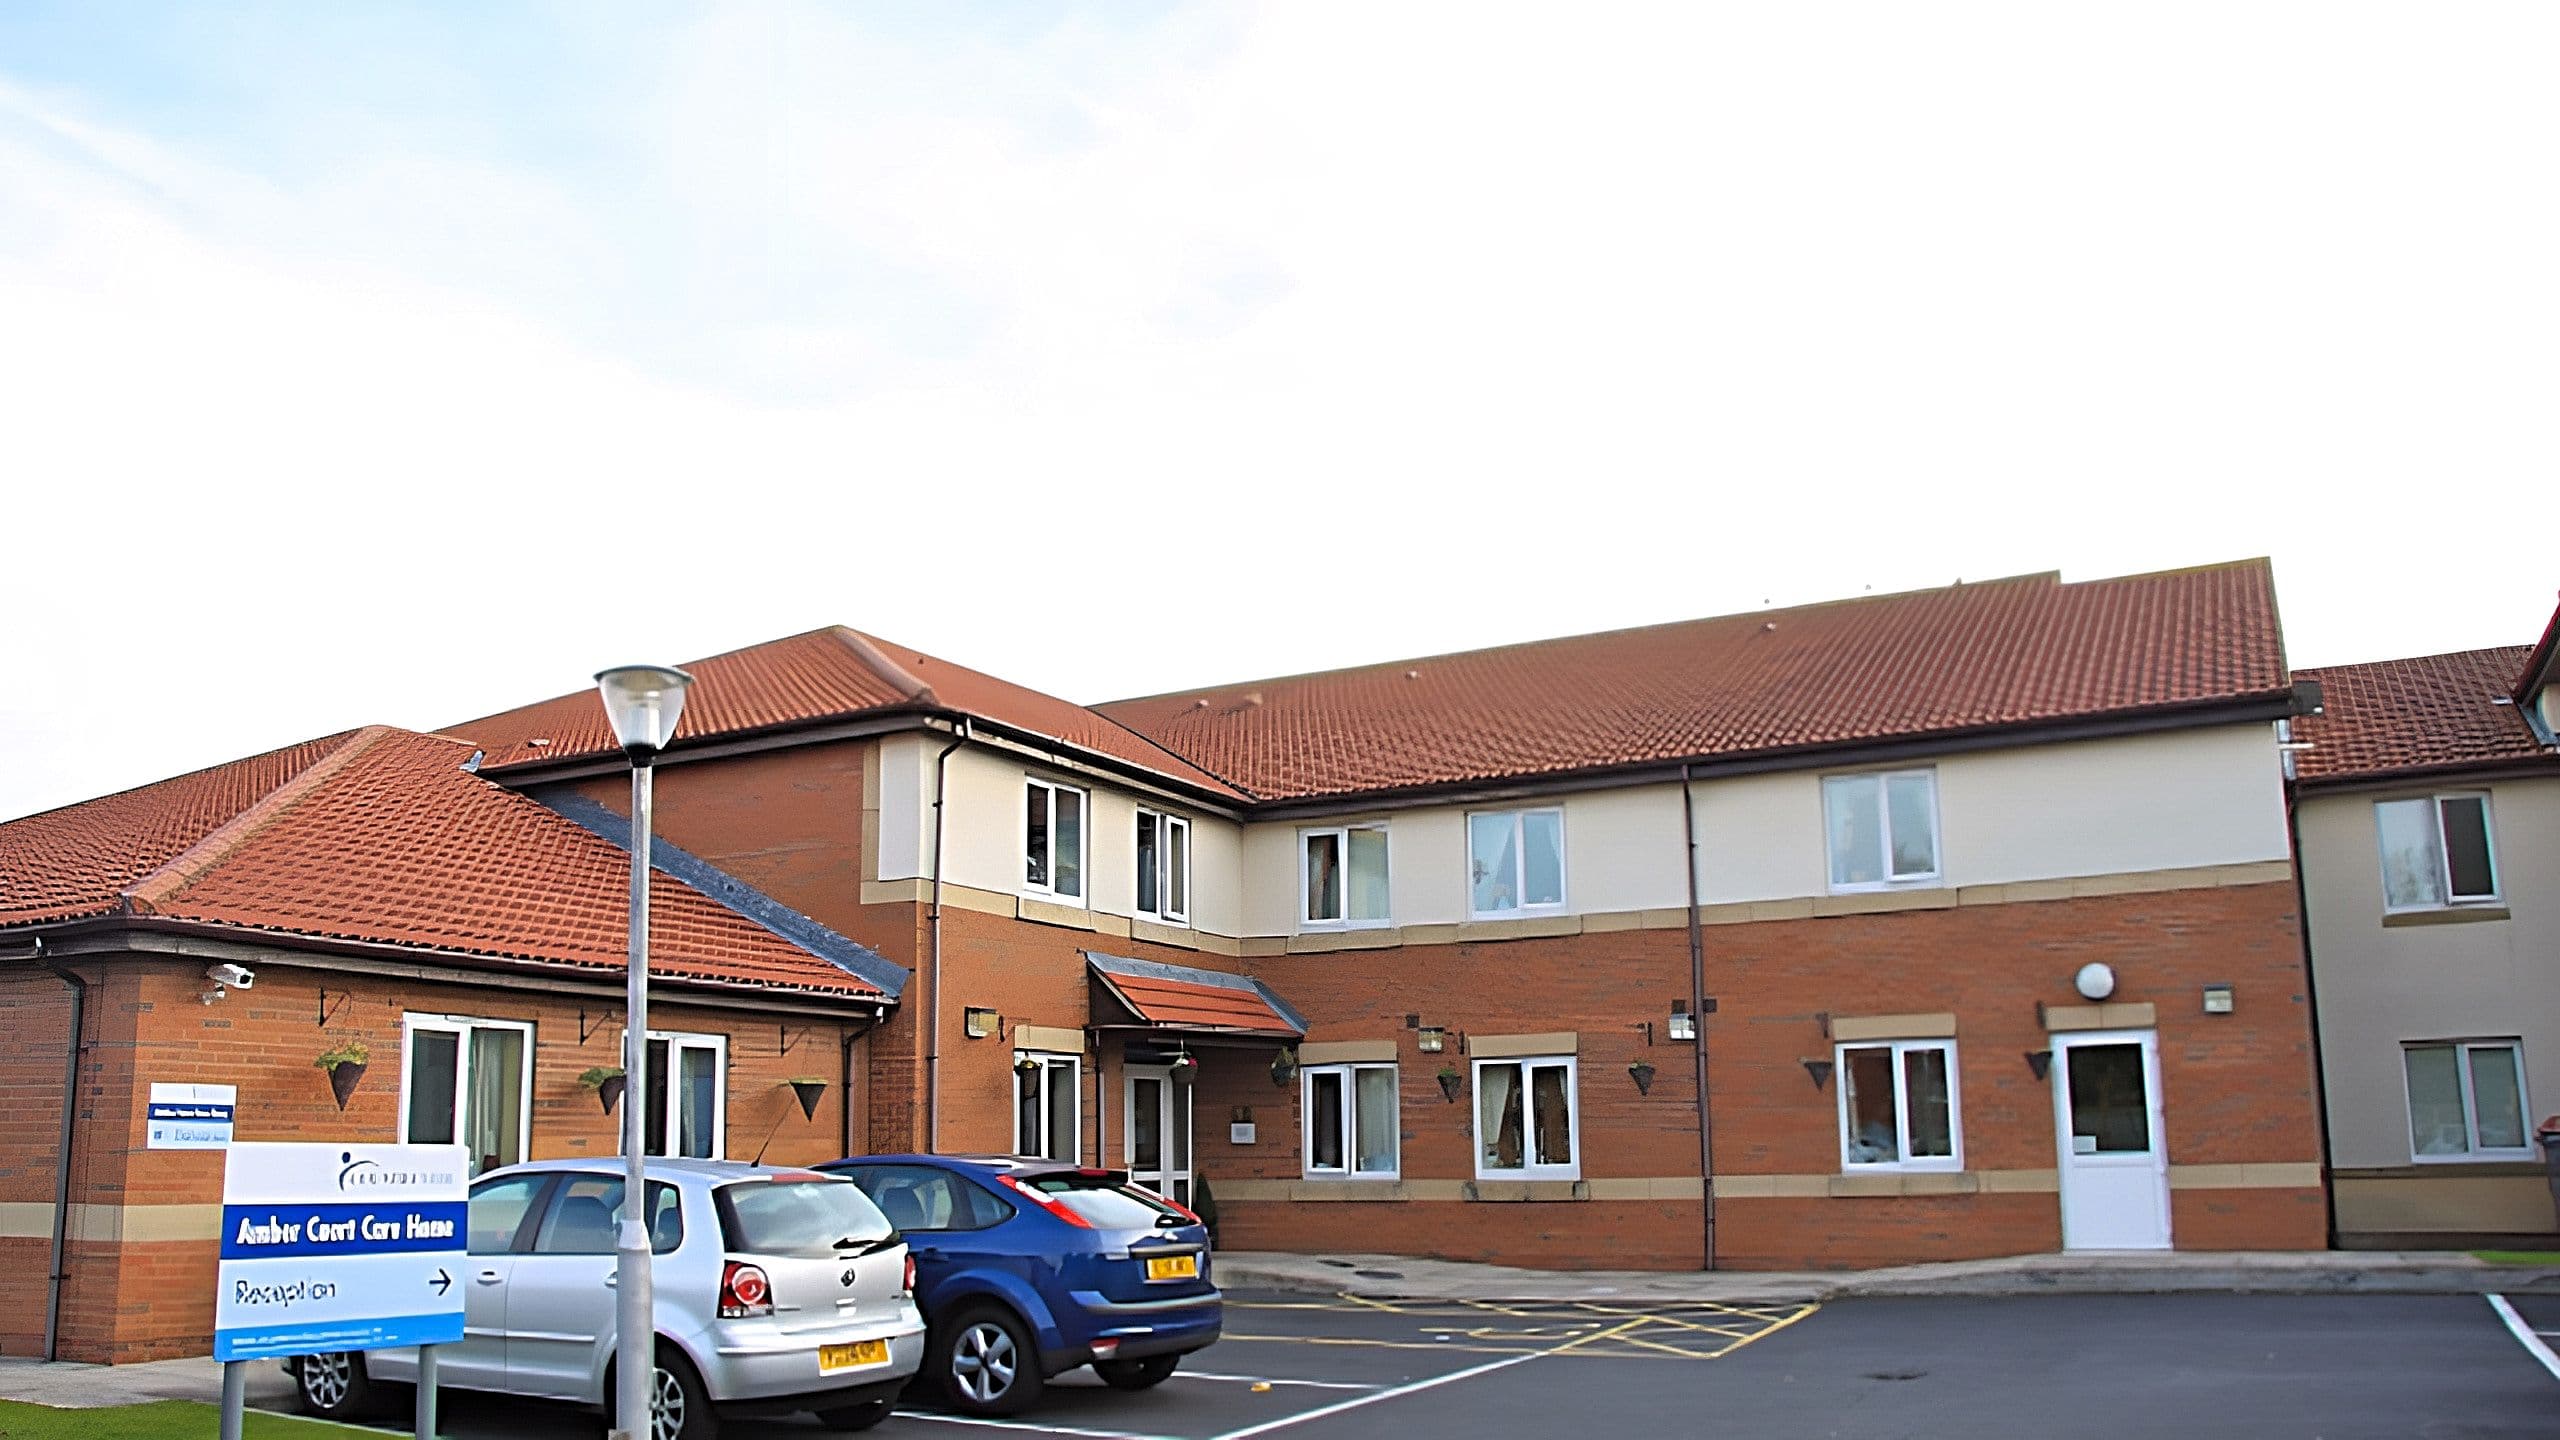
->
[
  {"left": 1123, "top": 1066, "right": 1194, "bottom": 1209},
  {"left": 2052, "top": 1029, "right": 2172, "bottom": 1250}
]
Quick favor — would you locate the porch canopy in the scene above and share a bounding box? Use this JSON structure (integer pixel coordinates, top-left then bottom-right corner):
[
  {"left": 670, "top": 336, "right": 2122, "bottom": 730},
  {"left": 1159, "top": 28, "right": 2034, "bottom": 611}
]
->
[{"left": 1083, "top": 950, "right": 1306, "bottom": 1043}]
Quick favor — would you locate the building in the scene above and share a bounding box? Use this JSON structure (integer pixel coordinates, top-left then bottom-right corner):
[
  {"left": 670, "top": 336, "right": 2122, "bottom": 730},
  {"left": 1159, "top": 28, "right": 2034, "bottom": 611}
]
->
[
  {"left": 2291, "top": 601, "right": 2560, "bottom": 1249},
  {"left": 1, "top": 558, "right": 2338, "bottom": 1361}
]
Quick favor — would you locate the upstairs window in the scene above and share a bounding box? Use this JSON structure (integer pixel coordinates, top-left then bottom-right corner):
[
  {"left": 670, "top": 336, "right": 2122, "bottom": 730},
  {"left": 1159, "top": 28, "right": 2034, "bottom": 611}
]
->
[
  {"left": 2404, "top": 1041, "right": 2529, "bottom": 1160},
  {"left": 1469, "top": 808, "right": 1565, "bottom": 918},
  {"left": 1136, "top": 809, "right": 1190, "bottom": 923},
  {"left": 2375, "top": 794, "right": 2499, "bottom": 912},
  {"left": 1824, "top": 770, "right": 1940, "bottom": 890},
  {"left": 1302, "top": 824, "right": 1390, "bottom": 928},
  {"left": 1024, "top": 778, "right": 1086, "bottom": 902}
]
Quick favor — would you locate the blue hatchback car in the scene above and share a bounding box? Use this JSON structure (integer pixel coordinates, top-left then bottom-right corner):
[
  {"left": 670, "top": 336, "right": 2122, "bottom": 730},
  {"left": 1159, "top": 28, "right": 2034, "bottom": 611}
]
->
[{"left": 819, "top": 1155, "right": 1221, "bottom": 1416}]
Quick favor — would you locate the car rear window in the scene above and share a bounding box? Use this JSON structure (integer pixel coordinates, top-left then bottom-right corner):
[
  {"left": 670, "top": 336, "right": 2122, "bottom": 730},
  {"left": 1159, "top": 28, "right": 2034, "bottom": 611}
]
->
[
  {"left": 1021, "top": 1172, "right": 1188, "bottom": 1229},
  {"left": 715, "top": 1175, "right": 894, "bottom": 1257}
]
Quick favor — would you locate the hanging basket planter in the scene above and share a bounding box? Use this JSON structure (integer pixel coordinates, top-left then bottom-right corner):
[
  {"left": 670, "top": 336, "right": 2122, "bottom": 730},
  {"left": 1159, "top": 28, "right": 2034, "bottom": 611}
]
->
[
  {"left": 788, "top": 1078, "right": 828, "bottom": 1121},
  {"left": 1627, "top": 1060, "right": 1657, "bottom": 1096},
  {"left": 579, "top": 1067, "right": 627, "bottom": 1115},
  {"left": 1436, "top": 1067, "right": 1463, "bottom": 1104},
  {"left": 315, "top": 1041, "right": 371, "bottom": 1112}
]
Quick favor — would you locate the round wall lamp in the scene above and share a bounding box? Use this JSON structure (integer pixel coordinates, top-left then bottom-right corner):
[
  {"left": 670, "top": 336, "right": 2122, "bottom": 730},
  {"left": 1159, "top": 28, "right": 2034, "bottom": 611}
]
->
[{"left": 2074, "top": 962, "right": 2117, "bottom": 1001}]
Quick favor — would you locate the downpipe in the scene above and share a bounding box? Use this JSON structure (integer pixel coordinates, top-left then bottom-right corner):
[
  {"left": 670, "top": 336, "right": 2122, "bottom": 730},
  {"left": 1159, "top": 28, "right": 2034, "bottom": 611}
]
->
[
  {"left": 926, "top": 718, "right": 971, "bottom": 1153},
  {"left": 41, "top": 943, "right": 84, "bottom": 1360}
]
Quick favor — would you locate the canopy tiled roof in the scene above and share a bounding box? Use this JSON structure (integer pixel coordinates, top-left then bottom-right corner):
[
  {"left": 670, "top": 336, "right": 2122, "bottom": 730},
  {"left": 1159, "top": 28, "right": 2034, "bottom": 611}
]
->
[
  {"left": 0, "top": 726, "right": 893, "bottom": 1000},
  {"left": 1087, "top": 951, "right": 1305, "bottom": 1039},
  {"left": 450, "top": 627, "right": 1243, "bottom": 800},
  {"left": 1096, "top": 560, "right": 2291, "bottom": 801},
  {"left": 2291, "top": 647, "right": 2550, "bottom": 785}
]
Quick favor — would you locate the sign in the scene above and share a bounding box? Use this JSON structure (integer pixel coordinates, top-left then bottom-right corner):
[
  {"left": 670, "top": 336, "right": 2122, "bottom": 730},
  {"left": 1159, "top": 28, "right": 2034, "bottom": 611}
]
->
[
  {"left": 147, "top": 1082, "right": 236, "bottom": 1149},
  {"left": 214, "top": 1142, "right": 468, "bottom": 1362}
]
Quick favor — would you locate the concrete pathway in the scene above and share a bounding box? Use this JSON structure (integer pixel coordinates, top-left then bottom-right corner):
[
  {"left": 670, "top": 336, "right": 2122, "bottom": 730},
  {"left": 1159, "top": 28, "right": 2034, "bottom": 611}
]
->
[{"left": 0, "top": 1352, "right": 296, "bottom": 1408}]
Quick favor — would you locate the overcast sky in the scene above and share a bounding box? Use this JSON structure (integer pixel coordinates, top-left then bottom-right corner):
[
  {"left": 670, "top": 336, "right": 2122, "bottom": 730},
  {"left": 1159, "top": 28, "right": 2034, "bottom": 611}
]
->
[{"left": 3, "top": 3, "right": 2555, "bottom": 822}]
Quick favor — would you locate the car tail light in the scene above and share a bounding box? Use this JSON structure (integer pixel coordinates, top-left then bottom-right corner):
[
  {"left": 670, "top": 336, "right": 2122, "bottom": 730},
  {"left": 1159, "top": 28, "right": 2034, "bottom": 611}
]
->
[
  {"left": 995, "top": 1173, "right": 1093, "bottom": 1228},
  {"left": 1090, "top": 1338, "right": 1120, "bottom": 1359},
  {"left": 901, "top": 1253, "right": 917, "bottom": 1296},
  {"left": 720, "top": 1261, "right": 774, "bottom": 1318}
]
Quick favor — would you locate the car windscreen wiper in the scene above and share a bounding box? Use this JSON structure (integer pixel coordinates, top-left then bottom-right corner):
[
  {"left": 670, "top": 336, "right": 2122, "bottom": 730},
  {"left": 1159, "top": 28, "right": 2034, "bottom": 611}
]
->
[{"left": 833, "top": 1233, "right": 903, "bottom": 1256}]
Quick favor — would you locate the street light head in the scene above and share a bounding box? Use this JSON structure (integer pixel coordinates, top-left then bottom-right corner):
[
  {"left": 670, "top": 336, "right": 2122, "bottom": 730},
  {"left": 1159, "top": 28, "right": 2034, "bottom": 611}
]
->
[{"left": 593, "top": 664, "right": 694, "bottom": 759}]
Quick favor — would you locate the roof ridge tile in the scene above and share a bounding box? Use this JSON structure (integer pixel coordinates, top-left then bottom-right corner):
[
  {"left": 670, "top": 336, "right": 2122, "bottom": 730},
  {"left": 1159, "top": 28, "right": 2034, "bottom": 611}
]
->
[
  {"left": 124, "top": 726, "right": 396, "bottom": 916},
  {"left": 833, "top": 627, "right": 940, "bottom": 707}
]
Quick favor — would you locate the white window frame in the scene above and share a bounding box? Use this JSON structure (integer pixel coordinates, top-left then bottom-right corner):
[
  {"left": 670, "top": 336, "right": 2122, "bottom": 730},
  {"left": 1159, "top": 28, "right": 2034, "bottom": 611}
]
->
[
  {"left": 1135, "top": 808, "right": 1191, "bottom": 925},
  {"left": 2375, "top": 792, "right": 2502, "bottom": 914},
  {"left": 1022, "top": 777, "right": 1088, "bottom": 905},
  {"left": 1466, "top": 807, "right": 1568, "bottom": 920},
  {"left": 1821, "top": 769, "right": 1943, "bottom": 892},
  {"left": 1300, "top": 1063, "right": 1400, "bottom": 1180},
  {"left": 1471, "top": 1055, "right": 1580, "bottom": 1182},
  {"left": 1014, "top": 1051, "right": 1082, "bottom": 1162},
  {"left": 1300, "top": 823, "right": 1391, "bottom": 931},
  {"left": 1835, "top": 1038, "right": 1964, "bottom": 1173},
  {"left": 397, "top": 1013, "right": 535, "bottom": 1170},
  {"left": 2402, "top": 1040, "right": 2532, "bottom": 1163},
  {"left": 626, "top": 1029, "right": 728, "bottom": 1160}
]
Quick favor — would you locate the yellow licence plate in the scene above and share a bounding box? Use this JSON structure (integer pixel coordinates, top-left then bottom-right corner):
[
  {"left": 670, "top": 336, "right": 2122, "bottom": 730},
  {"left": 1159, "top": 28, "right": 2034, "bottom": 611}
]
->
[
  {"left": 1144, "top": 1254, "right": 1199, "bottom": 1282},
  {"left": 819, "top": 1339, "right": 889, "bottom": 1374}
]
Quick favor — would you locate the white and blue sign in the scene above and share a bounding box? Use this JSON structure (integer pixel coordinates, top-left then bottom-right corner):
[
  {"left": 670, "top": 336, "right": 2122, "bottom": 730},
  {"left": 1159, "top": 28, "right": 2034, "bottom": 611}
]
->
[
  {"left": 147, "top": 1082, "right": 236, "bottom": 1149},
  {"left": 214, "top": 1142, "right": 468, "bottom": 1362}
]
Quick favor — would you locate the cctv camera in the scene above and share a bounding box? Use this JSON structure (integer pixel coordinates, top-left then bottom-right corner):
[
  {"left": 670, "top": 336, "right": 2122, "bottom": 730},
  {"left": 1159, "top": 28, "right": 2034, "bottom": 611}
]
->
[{"left": 205, "top": 963, "right": 254, "bottom": 990}]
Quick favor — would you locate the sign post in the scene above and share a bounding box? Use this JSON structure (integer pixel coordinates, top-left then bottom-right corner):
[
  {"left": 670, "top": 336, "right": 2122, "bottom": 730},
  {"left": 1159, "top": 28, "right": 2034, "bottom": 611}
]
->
[{"left": 214, "top": 1142, "right": 467, "bottom": 1439}]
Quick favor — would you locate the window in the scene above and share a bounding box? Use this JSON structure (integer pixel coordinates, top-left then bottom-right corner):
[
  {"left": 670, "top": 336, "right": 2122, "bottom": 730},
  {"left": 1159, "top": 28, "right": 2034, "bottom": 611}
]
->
[
  {"left": 1824, "top": 770, "right": 1940, "bottom": 890},
  {"left": 1473, "top": 1056, "right": 1578, "bottom": 1180},
  {"left": 1024, "top": 778, "right": 1086, "bottom": 901},
  {"left": 2376, "top": 794, "right": 2500, "bottom": 912},
  {"left": 2404, "top": 1041, "right": 2530, "bottom": 1160},
  {"left": 1468, "top": 809, "right": 1565, "bottom": 917},
  {"left": 1303, "top": 1064, "right": 1399, "bottom": 1179},
  {"left": 1302, "top": 824, "right": 1390, "bottom": 928},
  {"left": 1136, "top": 809, "right": 1190, "bottom": 923},
  {"left": 841, "top": 1164, "right": 1013, "bottom": 1232},
  {"left": 638, "top": 1031, "right": 726, "bottom": 1160},
  {"left": 1015, "top": 1052, "right": 1081, "bottom": 1161},
  {"left": 465, "top": 1174, "right": 550, "bottom": 1255},
  {"left": 400, "top": 1015, "right": 532, "bottom": 1176},
  {"left": 530, "top": 1174, "right": 683, "bottom": 1255},
  {"left": 1838, "top": 1040, "right": 1960, "bottom": 1170}
]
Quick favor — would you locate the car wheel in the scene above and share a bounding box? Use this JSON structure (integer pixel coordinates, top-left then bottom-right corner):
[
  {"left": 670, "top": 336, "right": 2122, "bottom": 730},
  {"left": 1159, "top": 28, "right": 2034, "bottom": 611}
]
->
[
  {"left": 293, "top": 1351, "right": 382, "bottom": 1420},
  {"left": 1094, "top": 1353, "right": 1181, "bottom": 1390},
  {"left": 815, "top": 1397, "right": 896, "bottom": 1431},
  {"left": 609, "top": 1346, "right": 723, "bottom": 1440},
  {"left": 933, "top": 1304, "right": 1043, "bottom": 1417}
]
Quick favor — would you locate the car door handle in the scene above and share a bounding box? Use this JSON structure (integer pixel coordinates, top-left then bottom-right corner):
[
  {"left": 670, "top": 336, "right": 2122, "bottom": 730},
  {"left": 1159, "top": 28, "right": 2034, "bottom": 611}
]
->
[
  {"left": 476, "top": 1270, "right": 504, "bottom": 1285},
  {"left": 604, "top": 1275, "right": 617, "bottom": 1288}
]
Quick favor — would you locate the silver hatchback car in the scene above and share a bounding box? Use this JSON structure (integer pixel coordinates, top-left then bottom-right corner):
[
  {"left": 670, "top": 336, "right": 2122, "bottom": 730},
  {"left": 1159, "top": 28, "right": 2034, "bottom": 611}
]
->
[{"left": 289, "top": 1159, "right": 926, "bottom": 1437}]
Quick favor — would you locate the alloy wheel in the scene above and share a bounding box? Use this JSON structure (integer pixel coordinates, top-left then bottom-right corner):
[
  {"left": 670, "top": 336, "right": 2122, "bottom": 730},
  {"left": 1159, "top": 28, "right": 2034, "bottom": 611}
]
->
[
  {"left": 650, "top": 1364, "right": 686, "bottom": 1440},
  {"left": 301, "top": 1354, "right": 352, "bottom": 1411},
  {"left": 952, "top": 1321, "right": 1018, "bottom": 1403}
]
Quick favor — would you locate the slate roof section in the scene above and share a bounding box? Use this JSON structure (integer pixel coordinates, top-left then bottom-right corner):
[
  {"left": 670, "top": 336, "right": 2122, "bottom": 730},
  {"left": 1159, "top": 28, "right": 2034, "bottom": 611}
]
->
[
  {"left": 1096, "top": 560, "right": 2293, "bottom": 801},
  {"left": 1086, "top": 950, "right": 1307, "bottom": 1038},
  {"left": 450, "top": 627, "right": 1244, "bottom": 800},
  {"left": 2291, "top": 646, "right": 2552, "bottom": 786},
  {"left": 0, "top": 726, "right": 892, "bottom": 1001}
]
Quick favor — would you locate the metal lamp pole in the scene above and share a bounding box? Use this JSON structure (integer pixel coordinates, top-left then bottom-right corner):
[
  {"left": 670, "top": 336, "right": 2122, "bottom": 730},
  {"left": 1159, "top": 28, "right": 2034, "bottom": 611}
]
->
[{"left": 595, "top": 664, "right": 693, "bottom": 1440}]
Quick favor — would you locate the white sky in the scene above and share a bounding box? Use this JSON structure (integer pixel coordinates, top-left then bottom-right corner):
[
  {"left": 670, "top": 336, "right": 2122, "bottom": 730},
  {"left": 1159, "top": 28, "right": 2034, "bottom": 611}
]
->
[{"left": 3, "top": 3, "right": 2555, "bottom": 822}]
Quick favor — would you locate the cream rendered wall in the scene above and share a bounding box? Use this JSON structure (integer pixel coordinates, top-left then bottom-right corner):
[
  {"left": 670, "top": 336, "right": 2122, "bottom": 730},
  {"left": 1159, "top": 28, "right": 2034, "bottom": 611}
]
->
[
  {"left": 873, "top": 733, "right": 932, "bottom": 882},
  {"left": 1240, "top": 723, "right": 2291, "bottom": 934},
  {"left": 2299, "top": 775, "right": 2560, "bottom": 1171}
]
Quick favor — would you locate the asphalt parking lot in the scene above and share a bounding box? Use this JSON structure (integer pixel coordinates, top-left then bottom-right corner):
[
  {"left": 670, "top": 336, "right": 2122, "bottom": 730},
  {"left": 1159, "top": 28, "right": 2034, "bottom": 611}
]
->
[{"left": 282, "top": 1288, "right": 2559, "bottom": 1439}]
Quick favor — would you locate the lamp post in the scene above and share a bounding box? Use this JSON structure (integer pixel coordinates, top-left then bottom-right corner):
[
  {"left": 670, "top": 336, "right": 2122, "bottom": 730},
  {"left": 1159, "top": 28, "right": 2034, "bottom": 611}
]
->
[{"left": 594, "top": 664, "right": 693, "bottom": 1440}]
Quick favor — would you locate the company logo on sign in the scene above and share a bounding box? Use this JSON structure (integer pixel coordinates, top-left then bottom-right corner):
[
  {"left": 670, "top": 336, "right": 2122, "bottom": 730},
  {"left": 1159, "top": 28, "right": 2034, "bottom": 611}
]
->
[{"left": 338, "top": 1152, "right": 461, "bottom": 1192}]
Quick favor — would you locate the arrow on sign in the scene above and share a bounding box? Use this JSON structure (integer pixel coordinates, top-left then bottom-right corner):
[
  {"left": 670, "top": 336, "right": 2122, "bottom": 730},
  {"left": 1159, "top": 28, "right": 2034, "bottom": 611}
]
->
[{"left": 430, "top": 1268, "right": 453, "bottom": 1296}]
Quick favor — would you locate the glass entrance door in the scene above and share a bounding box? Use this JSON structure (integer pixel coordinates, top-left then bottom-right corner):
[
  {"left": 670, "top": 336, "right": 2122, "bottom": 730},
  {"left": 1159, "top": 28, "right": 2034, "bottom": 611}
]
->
[
  {"left": 1123, "top": 1066, "right": 1193, "bottom": 1208},
  {"left": 2052, "top": 1029, "right": 2171, "bottom": 1250}
]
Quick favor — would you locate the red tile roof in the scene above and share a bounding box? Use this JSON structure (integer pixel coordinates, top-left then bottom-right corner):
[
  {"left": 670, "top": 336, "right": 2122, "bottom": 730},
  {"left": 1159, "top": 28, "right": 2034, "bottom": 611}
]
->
[
  {"left": 1097, "top": 561, "right": 2292, "bottom": 801},
  {"left": 450, "top": 627, "right": 1244, "bottom": 800},
  {"left": 1088, "top": 955, "right": 1303, "bottom": 1038},
  {"left": 0, "top": 727, "right": 886, "bottom": 999},
  {"left": 2291, "top": 647, "right": 2550, "bottom": 785}
]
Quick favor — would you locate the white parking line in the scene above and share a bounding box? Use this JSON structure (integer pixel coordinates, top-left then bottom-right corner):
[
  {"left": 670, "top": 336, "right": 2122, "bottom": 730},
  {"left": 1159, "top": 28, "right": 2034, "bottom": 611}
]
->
[
  {"left": 1202, "top": 1352, "right": 1545, "bottom": 1440},
  {"left": 1176, "top": 1369, "right": 1384, "bottom": 1390},
  {"left": 894, "top": 1410, "right": 1188, "bottom": 1440},
  {"left": 2487, "top": 1294, "right": 2560, "bottom": 1383}
]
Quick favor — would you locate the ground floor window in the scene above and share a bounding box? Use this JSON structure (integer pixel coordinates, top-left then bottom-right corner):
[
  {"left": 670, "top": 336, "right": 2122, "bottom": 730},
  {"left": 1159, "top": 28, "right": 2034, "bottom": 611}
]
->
[
  {"left": 1303, "top": 1063, "right": 1399, "bottom": 1179},
  {"left": 2404, "top": 1040, "right": 2529, "bottom": 1159},
  {"left": 1474, "top": 1055, "right": 1577, "bottom": 1180},
  {"left": 1016, "top": 1052, "right": 1080, "bottom": 1161},
  {"left": 639, "top": 1031, "right": 727, "bottom": 1159},
  {"left": 1839, "top": 1039, "right": 1960, "bottom": 1170},
  {"left": 402, "top": 1014, "right": 532, "bottom": 1176}
]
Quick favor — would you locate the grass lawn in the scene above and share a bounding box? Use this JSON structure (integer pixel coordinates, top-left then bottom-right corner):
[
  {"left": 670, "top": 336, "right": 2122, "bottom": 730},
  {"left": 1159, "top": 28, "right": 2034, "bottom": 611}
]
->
[
  {"left": 0, "top": 1398, "right": 388, "bottom": 1438},
  {"left": 2472, "top": 1250, "right": 2560, "bottom": 1266}
]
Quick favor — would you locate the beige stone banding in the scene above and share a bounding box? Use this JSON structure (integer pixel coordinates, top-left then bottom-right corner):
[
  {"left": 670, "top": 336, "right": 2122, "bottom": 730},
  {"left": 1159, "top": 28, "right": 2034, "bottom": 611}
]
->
[
  {"left": 1832, "top": 1012, "right": 1958, "bottom": 1042},
  {"left": 1470, "top": 1031, "right": 1579, "bottom": 1059},
  {"left": 1297, "top": 1041, "right": 1398, "bottom": 1064},
  {"left": 1583, "top": 1176, "right": 1706, "bottom": 1200},
  {"left": 1465, "top": 1180, "right": 1588, "bottom": 1202},
  {"left": 2167, "top": 1162, "right": 2322, "bottom": 1190},
  {"left": 0, "top": 1203, "right": 223, "bottom": 1242},
  {"left": 2380, "top": 906, "right": 2511, "bottom": 928},
  {"left": 1013, "top": 1024, "right": 1086, "bottom": 1055},
  {"left": 1828, "top": 1170, "right": 1980, "bottom": 1197},
  {"left": 2044, "top": 1002, "right": 2157, "bottom": 1032},
  {"left": 1018, "top": 897, "right": 1098, "bottom": 931}
]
